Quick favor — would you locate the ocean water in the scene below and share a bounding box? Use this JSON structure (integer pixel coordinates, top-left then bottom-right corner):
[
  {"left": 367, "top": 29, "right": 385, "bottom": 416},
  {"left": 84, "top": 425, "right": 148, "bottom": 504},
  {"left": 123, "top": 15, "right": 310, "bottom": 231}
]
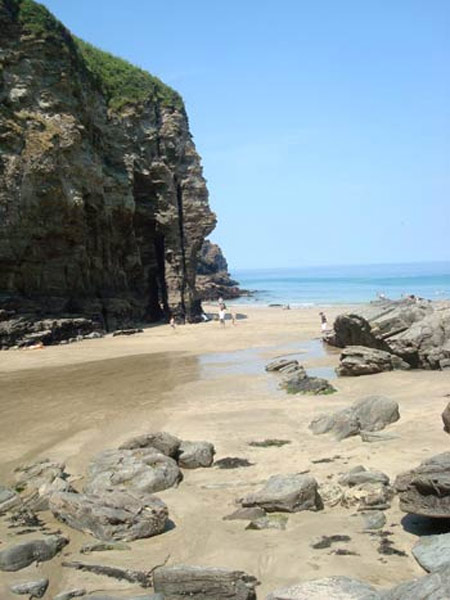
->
[{"left": 229, "top": 261, "right": 450, "bottom": 306}]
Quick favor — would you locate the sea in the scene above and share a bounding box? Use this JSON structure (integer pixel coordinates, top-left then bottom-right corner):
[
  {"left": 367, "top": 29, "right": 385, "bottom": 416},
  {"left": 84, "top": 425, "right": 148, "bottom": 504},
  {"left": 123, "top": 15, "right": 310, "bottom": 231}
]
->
[{"left": 229, "top": 261, "right": 450, "bottom": 307}]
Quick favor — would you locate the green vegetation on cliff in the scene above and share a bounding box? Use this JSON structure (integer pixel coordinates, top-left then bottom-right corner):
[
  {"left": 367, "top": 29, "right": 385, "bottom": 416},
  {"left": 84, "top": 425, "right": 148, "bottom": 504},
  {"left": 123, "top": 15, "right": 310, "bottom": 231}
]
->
[{"left": 9, "top": 0, "right": 184, "bottom": 112}]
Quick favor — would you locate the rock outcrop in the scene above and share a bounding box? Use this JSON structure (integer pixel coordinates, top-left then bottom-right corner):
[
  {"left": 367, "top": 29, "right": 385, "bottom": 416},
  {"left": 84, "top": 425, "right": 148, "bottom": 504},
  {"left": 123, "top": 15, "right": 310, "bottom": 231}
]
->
[
  {"left": 325, "top": 298, "right": 450, "bottom": 371},
  {"left": 196, "top": 240, "right": 246, "bottom": 300},
  {"left": 0, "top": 0, "right": 218, "bottom": 347}
]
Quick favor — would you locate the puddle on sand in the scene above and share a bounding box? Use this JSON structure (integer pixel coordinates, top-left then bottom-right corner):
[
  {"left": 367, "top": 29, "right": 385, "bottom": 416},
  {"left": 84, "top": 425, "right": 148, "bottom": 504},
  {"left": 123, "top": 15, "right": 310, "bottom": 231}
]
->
[{"left": 199, "top": 338, "right": 337, "bottom": 380}]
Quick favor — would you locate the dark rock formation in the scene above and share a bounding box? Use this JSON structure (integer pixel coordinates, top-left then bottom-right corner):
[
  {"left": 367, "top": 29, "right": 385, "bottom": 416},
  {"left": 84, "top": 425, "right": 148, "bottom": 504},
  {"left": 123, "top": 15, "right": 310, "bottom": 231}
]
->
[
  {"left": 266, "top": 360, "right": 336, "bottom": 395},
  {"left": 238, "top": 474, "right": 323, "bottom": 513},
  {"left": 0, "top": 0, "right": 218, "bottom": 347},
  {"left": 325, "top": 299, "right": 450, "bottom": 371},
  {"left": 336, "top": 346, "right": 410, "bottom": 376},
  {"left": 395, "top": 452, "right": 450, "bottom": 518},
  {"left": 0, "top": 535, "right": 68, "bottom": 571},
  {"left": 196, "top": 240, "right": 246, "bottom": 300},
  {"left": 153, "top": 565, "right": 258, "bottom": 600}
]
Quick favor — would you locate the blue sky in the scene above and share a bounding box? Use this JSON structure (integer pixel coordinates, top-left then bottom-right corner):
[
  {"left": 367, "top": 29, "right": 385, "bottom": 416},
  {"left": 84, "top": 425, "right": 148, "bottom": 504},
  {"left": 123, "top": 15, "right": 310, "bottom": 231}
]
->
[{"left": 40, "top": 0, "right": 450, "bottom": 270}]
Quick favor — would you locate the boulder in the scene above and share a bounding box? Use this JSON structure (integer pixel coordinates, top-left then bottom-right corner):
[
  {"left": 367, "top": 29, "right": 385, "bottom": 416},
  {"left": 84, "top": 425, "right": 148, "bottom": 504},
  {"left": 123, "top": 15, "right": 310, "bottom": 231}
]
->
[
  {"left": 153, "top": 565, "right": 258, "bottom": 600},
  {"left": 336, "top": 346, "right": 410, "bottom": 376},
  {"left": 279, "top": 369, "right": 336, "bottom": 395},
  {"left": 309, "top": 396, "right": 399, "bottom": 441},
  {"left": 50, "top": 489, "right": 168, "bottom": 541},
  {"left": 361, "top": 511, "right": 386, "bottom": 530},
  {"left": 384, "top": 564, "right": 450, "bottom": 599},
  {"left": 338, "top": 466, "right": 390, "bottom": 487},
  {"left": 0, "top": 535, "right": 68, "bottom": 572},
  {"left": 238, "top": 474, "right": 323, "bottom": 513},
  {"left": 10, "top": 578, "right": 49, "bottom": 597},
  {"left": 265, "top": 576, "right": 382, "bottom": 599},
  {"left": 84, "top": 449, "right": 182, "bottom": 498},
  {"left": 177, "top": 441, "right": 215, "bottom": 469},
  {"left": 265, "top": 358, "right": 299, "bottom": 372},
  {"left": 442, "top": 403, "right": 450, "bottom": 433},
  {"left": 0, "top": 485, "right": 22, "bottom": 513},
  {"left": 13, "top": 459, "right": 72, "bottom": 511},
  {"left": 412, "top": 533, "right": 450, "bottom": 572},
  {"left": 119, "top": 432, "right": 181, "bottom": 459},
  {"left": 395, "top": 452, "right": 450, "bottom": 518}
]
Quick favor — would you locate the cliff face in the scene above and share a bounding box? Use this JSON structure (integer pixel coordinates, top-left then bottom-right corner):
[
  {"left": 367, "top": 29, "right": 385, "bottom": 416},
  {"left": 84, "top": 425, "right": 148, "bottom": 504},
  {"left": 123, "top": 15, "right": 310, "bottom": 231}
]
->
[{"left": 0, "top": 0, "right": 216, "bottom": 331}]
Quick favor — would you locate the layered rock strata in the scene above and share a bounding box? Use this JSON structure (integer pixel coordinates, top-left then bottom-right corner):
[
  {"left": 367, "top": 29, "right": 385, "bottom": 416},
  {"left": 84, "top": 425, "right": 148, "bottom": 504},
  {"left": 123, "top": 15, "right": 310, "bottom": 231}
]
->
[{"left": 0, "top": 0, "right": 216, "bottom": 344}]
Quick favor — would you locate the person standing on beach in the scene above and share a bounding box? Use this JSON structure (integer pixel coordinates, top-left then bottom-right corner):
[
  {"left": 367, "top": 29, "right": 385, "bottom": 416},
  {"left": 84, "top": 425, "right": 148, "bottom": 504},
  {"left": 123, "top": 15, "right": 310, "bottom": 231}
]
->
[
  {"left": 219, "top": 306, "right": 226, "bottom": 326},
  {"left": 319, "top": 311, "right": 328, "bottom": 332}
]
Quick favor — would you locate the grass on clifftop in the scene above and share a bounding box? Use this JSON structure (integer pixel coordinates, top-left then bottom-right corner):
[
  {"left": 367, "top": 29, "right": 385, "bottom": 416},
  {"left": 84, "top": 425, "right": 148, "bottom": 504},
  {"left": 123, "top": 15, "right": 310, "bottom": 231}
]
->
[{"left": 11, "top": 0, "right": 184, "bottom": 112}]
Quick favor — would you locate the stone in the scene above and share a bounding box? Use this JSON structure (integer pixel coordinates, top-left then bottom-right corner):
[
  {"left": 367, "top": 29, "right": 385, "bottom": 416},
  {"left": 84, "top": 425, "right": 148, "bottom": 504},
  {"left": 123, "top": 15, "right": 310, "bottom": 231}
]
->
[
  {"left": 223, "top": 507, "right": 266, "bottom": 521},
  {"left": 265, "top": 576, "right": 382, "bottom": 599},
  {"left": 383, "top": 564, "right": 450, "bottom": 599},
  {"left": 0, "top": 535, "right": 69, "bottom": 572},
  {"left": 336, "top": 346, "right": 410, "bottom": 376},
  {"left": 395, "top": 452, "right": 450, "bottom": 518},
  {"left": 442, "top": 402, "right": 450, "bottom": 433},
  {"left": 62, "top": 560, "right": 153, "bottom": 587},
  {"left": 14, "top": 459, "right": 73, "bottom": 511},
  {"left": 119, "top": 432, "right": 181, "bottom": 459},
  {"left": 50, "top": 489, "right": 168, "bottom": 541},
  {"left": 412, "top": 533, "right": 450, "bottom": 572},
  {"left": 0, "top": 485, "right": 22, "bottom": 512},
  {"left": 360, "top": 431, "right": 398, "bottom": 443},
  {"left": 342, "top": 482, "right": 393, "bottom": 511},
  {"left": 196, "top": 240, "right": 247, "bottom": 301},
  {"left": 248, "top": 439, "right": 291, "bottom": 448},
  {"left": 309, "top": 396, "right": 399, "bottom": 441},
  {"left": 361, "top": 511, "right": 386, "bottom": 530},
  {"left": 80, "top": 541, "right": 131, "bottom": 553},
  {"left": 279, "top": 368, "right": 336, "bottom": 395},
  {"left": 214, "top": 457, "right": 253, "bottom": 469},
  {"left": 84, "top": 448, "right": 182, "bottom": 497},
  {"left": 177, "top": 441, "right": 215, "bottom": 469},
  {"left": 112, "top": 328, "right": 144, "bottom": 336},
  {"left": 265, "top": 358, "right": 299, "bottom": 372},
  {"left": 310, "top": 535, "right": 351, "bottom": 549},
  {"left": 239, "top": 474, "right": 323, "bottom": 513},
  {"left": 53, "top": 590, "right": 87, "bottom": 600},
  {"left": 10, "top": 578, "right": 49, "bottom": 597},
  {"left": 153, "top": 565, "right": 258, "bottom": 599},
  {"left": 246, "top": 514, "right": 288, "bottom": 530},
  {"left": 338, "top": 466, "right": 390, "bottom": 487}
]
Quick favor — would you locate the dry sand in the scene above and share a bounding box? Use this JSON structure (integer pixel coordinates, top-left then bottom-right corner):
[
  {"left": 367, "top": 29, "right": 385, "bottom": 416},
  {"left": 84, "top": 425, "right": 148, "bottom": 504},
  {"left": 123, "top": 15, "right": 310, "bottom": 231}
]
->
[{"left": 1, "top": 304, "right": 450, "bottom": 598}]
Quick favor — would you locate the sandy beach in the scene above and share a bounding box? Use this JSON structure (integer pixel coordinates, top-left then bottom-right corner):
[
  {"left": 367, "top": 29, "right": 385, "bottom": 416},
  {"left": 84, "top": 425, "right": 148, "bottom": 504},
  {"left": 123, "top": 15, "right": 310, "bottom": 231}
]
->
[{"left": 1, "top": 304, "right": 450, "bottom": 598}]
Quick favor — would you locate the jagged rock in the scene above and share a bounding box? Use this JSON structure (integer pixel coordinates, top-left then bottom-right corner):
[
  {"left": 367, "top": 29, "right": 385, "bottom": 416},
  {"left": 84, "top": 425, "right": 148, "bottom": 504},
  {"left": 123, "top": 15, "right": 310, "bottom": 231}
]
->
[
  {"left": 10, "top": 578, "right": 49, "bottom": 597},
  {"left": 0, "top": 535, "right": 68, "bottom": 572},
  {"left": 412, "top": 533, "right": 450, "bottom": 572},
  {"left": 279, "top": 368, "right": 336, "bottom": 395},
  {"left": 13, "top": 459, "right": 73, "bottom": 511},
  {"left": 336, "top": 346, "right": 410, "bottom": 376},
  {"left": 119, "top": 432, "right": 181, "bottom": 459},
  {"left": 338, "top": 466, "right": 390, "bottom": 487},
  {"left": 0, "top": 2, "right": 217, "bottom": 340},
  {"left": 395, "top": 452, "right": 450, "bottom": 518},
  {"left": 153, "top": 565, "right": 258, "bottom": 599},
  {"left": 384, "top": 564, "right": 450, "bottom": 599},
  {"left": 442, "top": 403, "right": 450, "bottom": 433},
  {"left": 84, "top": 449, "right": 182, "bottom": 497},
  {"left": 246, "top": 514, "right": 288, "bottom": 530},
  {"left": 265, "top": 358, "right": 299, "bottom": 372},
  {"left": 0, "top": 317, "right": 103, "bottom": 349},
  {"left": 223, "top": 507, "right": 266, "bottom": 521},
  {"left": 177, "top": 441, "right": 215, "bottom": 469},
  {"left": 196, "top": 240, "right": 246, "bottom": 301},
  {"left": 50, "top": 490, "right": 168, "bottom": 541},
  {"left": 265, "top": 576, "right": 382, "bottom": 599},
  {"left": 310, "top": 396, "right": 399, "bottom": 440},
  {"left": 0, "top": 485, "right": 22, "bottom": 512},
  {"left": 238, "top": 474, "right": 322, "bottom": 513},
  {"left": 53, "top": 589, "right": 87, "bottom": 600}
]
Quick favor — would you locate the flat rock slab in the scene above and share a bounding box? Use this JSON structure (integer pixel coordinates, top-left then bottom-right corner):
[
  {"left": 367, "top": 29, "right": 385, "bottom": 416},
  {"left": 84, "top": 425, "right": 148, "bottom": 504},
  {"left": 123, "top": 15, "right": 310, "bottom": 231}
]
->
[
  {"left": 265, "top": 358, "right": 299, "bottom": 372},
  {"left": 153, "top": 565, "right": 258, "bottom": 599},
  {"left": 265, "top": 575, "right": 382, "bottom": 599},
  {"left": 50, "top": 489, "right": 168, "bottom": 541},
  {"left": 395, "top": 452, "right": 450, "bottom": 518},
  {"left": 0, "top": 535, "right": 68, "bottom": 572},
  {"left": 338, "top": 466, "right": 390, "bottom": 487},
  {"left": 412, "top": 533, "right": 450, "bottom": 572},
  {"left": 336, "top": 345, "right": 410, "bottom": 376},
  {"left": 239, "top": 474, "right": 322, "bottom": 513},
  {"left": 84, "top": 448, "right": 182, "bottom": 497},
  {"left": 10, "top": 578, "right": 48, "bottom": 597}
]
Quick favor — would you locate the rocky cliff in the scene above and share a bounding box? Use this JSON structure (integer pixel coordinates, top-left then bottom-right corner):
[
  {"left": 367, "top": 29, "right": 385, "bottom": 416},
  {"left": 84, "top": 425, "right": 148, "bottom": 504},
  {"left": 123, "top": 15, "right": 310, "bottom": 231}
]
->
[
  {"left": 196, "top": 240, "right": 246, "bottom": 301},
  {"left": 0, "top": 0, "right": 217, "bottom": 340}
]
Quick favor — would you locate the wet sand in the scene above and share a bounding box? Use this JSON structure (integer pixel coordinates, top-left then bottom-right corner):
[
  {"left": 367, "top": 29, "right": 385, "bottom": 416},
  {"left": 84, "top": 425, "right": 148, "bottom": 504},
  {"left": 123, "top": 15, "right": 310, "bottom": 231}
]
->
[{"left": 1, "top": 304, "right": 450, "bottom": 598}]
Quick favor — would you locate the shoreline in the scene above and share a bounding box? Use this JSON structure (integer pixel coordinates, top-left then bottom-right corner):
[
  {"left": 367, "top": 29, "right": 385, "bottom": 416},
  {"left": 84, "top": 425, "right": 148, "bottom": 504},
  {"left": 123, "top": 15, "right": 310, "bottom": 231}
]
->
[{"left": 1, "top": 304, "right": 450, "bottom": 597}]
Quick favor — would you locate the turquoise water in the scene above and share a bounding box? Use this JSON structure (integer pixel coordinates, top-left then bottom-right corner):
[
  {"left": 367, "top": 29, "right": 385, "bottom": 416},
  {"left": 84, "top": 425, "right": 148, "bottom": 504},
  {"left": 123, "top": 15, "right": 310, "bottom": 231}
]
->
[{"left": 230, "top": 261, "right": 450, "bottom": 306}]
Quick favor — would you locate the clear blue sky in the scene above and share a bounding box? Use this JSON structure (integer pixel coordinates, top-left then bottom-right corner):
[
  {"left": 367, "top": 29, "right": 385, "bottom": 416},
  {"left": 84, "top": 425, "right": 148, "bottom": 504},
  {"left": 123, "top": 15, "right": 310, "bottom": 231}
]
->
[{"left": 40, "top": 0, "right": 450, "bottom": 270}]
